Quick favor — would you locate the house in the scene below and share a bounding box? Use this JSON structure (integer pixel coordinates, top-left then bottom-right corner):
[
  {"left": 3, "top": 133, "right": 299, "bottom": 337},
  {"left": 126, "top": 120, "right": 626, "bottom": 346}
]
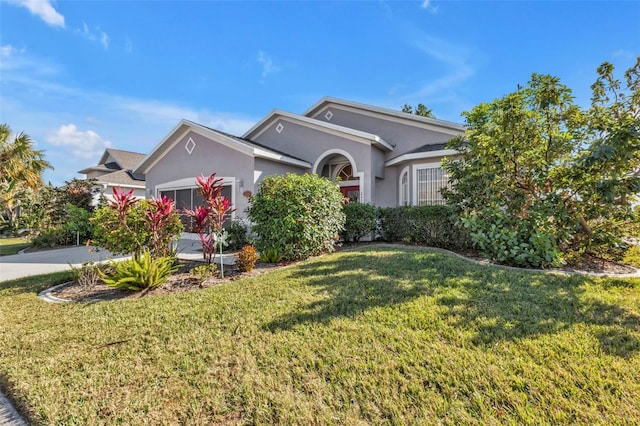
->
[
  {"left": 134, "top": 97, "right": 465, "bottom": 222},
  {"left": 79, "top": 148, "right": 147, "bottom": 204}
]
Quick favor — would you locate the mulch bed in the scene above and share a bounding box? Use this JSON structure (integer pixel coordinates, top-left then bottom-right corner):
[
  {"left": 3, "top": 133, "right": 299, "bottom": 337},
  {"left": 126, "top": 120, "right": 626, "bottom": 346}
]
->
[{"left": 51, "top": 260, "right": 284, "bottom": 302}]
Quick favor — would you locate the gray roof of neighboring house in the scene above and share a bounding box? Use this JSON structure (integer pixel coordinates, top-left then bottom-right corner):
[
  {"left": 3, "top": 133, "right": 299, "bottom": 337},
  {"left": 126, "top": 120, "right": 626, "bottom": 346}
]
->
[
  {"left": 93, "top": 169, "right": 145, "bottom": 186},
  {"left": 102, "top": 149, "right": 147, "bottom": 171},
  {"left": 79, "top": 148, "right": 147, "bottom": 186}
]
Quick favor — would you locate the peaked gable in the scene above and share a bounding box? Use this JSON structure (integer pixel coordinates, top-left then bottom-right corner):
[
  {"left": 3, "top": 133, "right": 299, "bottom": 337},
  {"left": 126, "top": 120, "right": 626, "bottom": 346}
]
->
[
  {"left": 304, "top": 97, "right": 465, "bottom": 135},
  {"left": 135, "top": 119, "right": 310, "bottom": 174},
  {"left": 243, "top": 109, "right": 394, "bottom": 152}
]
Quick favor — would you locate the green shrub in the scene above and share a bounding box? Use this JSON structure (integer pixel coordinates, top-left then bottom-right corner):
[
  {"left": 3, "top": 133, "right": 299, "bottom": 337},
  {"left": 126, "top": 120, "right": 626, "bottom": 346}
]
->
[
  {"left": 100, "top": 249, "right": 178, "bottom": 291},
  {"left": 248, "top": 173, "right": 346, "bottom": 261},
  {"left": 31, "top": 227, "right": 69, "bottom": 248},
  {"left": 237, "top": 245, "right": 259, "bottom": 272},
  {"left": 461, "top": 208, "right": 562, "bottom": 268},
  {"left": 226, "top": 219, "right": 249, "bottom": 251},
  {"left": 342, "top": 202, "right": 377, "bottom": 242},
  {"left": 378, "top": 205, "right": 470, "bottom": 250},
  {"left": 190, "top": 263, "right": 218, "bottom": 281},
  {"left": 260, "top": 247, "right": 283, "bottom": 264}
]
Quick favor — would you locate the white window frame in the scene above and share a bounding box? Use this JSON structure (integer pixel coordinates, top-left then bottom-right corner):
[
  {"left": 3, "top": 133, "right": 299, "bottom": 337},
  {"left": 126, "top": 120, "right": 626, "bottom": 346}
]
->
[
  {"left": 412, "top": 162, "right": 450, "bottom": 206},
  {"left": 399, "top": 166, "right": 410, "bottom": 206}
]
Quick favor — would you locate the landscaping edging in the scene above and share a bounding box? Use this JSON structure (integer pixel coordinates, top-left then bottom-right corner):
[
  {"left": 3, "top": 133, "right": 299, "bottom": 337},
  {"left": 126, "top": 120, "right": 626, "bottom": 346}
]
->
[{"left": 38, "top": 282, "right": 74, "bottom": 303}]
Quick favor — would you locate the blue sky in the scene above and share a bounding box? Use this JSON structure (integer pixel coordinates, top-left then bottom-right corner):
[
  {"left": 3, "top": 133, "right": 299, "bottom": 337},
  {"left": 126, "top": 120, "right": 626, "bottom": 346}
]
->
[{"left": 1, "top": 0, "right": 638, "bottom": 185}]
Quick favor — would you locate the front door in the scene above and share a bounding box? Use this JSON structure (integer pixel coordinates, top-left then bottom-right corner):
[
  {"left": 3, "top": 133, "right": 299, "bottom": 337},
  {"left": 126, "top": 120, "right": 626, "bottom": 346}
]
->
[{"left": 340, "top": 185, "right": 360, "bottom": 203}]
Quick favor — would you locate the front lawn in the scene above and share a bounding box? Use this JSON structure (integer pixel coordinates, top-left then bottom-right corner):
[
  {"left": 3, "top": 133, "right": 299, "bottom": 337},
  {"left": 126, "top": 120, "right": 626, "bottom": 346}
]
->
[
  {"left": 0, "top": 237, "right": 30, "bottom": 256},
  {"left": 0, "top": 246, "right": 638, "bottom": 424}
]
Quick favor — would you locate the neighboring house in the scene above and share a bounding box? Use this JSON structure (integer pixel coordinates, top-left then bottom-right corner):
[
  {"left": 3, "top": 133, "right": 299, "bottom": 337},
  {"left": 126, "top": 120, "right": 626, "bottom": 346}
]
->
[
  {"left": 134, "top": 97, "right": 465, "bottom": 222},
  {"left": 79, "top": 148, "right": 147, "bottom": 204}
]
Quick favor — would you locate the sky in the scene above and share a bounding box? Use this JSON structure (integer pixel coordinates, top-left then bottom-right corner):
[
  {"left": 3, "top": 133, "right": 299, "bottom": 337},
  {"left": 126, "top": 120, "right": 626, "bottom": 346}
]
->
[{"left": 1, "top": 0, "right": 638, "bottom": 186}]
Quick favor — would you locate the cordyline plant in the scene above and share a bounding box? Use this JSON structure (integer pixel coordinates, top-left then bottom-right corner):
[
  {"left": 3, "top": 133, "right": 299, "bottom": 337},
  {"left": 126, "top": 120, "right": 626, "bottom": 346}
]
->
[
  {"left": 184, "top": 173, "right": 235, "bottom": 276},
  {"left": 107, "top": 187, "right": 182, "bottom": 258}
]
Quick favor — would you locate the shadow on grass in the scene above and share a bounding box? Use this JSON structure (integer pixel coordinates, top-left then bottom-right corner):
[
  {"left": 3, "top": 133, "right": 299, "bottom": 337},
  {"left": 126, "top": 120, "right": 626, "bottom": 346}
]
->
[{"left": 265, "top": 247, "right": 640, "bottom": 357}]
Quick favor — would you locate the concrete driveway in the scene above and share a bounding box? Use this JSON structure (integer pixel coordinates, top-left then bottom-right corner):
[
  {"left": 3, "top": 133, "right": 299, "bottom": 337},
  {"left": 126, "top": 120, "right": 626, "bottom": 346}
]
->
[
  {"left": 0, "top": 246, "right": 123, "bottom": 282},
  {"left": 0, "top": 239, "right": 236, "bottom": 282}
]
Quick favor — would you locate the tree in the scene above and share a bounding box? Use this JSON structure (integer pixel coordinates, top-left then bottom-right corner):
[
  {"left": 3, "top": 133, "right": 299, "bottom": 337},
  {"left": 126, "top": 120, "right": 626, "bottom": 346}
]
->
[
  {"left": 401, "top": 103, "right": 435, "bottom": 118},
  {"left": 442, "top": 59, "right": 640, "bottom": 267},
  {"left": 0, "top": 124, "right": 53, "bottom": 230}
]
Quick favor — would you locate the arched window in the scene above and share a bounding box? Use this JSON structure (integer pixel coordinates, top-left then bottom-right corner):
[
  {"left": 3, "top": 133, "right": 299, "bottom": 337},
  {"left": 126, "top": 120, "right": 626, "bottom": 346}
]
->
[
  {"left": 336, "top": 164, "right": 355, "bottom": 181},
  {"left": 400, "top": 170, "right": 409, "bottom": 206}
]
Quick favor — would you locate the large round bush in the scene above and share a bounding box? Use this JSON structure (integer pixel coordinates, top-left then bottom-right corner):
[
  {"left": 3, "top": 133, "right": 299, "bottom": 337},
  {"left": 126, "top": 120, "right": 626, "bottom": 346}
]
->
[{"left": 248, "top": 173, "right": 346, "bottom": 260}]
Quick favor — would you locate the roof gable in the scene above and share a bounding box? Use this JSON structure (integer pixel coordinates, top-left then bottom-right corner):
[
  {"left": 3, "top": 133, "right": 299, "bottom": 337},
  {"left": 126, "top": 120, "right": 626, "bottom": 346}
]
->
[
  {"left": 304, "top": 97, "right": 466, "bottom": 135},
  {"left": 135, "top": 119, "right": 310, "bottom": 174},
  {"left": 243, "top": 109, "right": 394, "bottom": 152}
]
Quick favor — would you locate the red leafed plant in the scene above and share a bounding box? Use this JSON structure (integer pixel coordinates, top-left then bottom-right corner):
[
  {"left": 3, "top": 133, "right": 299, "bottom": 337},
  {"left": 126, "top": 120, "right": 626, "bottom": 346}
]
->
[
  {"left": 107, "top": 187, "right": 182, "bottom": 258},
  {"left": 183, "top": 174, "right": 235, "bottom": 273}
]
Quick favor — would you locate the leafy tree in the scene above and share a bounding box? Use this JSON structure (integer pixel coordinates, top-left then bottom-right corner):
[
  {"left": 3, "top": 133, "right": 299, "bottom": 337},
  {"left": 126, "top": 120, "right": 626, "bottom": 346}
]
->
[
  {"left": 248, "top": 173, "right": 346, "bottom": 260},
  {"left": 0, "top": 124, "right": 53, "bottom": 230},
  {"left": 401, "top": 103, "right": 435, "bottom": 118},
  {"left": 443, "top": 59, "right": 640, "bottom": 267}
]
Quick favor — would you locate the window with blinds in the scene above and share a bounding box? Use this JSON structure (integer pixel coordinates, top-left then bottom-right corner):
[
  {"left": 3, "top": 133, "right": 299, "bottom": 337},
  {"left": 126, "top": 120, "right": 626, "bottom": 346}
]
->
[
  {"left": 160, "top": 185, "right": 233, "bottom": 230},
  {"left": 415, "top": 167, "right": 450, "bottom": 205}
]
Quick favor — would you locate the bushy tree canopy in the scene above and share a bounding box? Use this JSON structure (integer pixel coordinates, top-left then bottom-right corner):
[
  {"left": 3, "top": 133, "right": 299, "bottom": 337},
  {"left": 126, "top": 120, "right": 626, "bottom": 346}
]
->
[{"left": 443, "top": 59, "right": 640, "bottom": 267}]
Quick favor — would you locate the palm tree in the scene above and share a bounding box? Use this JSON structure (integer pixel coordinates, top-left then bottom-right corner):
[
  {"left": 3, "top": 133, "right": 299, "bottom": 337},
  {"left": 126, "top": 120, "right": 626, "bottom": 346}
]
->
[{"left": 0, "top": 124, "right": 53, "bottom": 229}]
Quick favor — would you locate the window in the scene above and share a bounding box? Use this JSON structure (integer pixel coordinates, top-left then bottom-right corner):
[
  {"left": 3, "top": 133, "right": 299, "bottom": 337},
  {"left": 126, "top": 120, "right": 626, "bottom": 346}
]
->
[
  {"left": 160, "top": 185, "right": 233, "bottom": 230},
  {"left": 336, "top": 164, "right": 355, "bottom": 181},
  {"left": 400, "top": 169, "right": 409, "bottom": 206},
  {"left": 415, "top": 165, "right": 450, "bottom": 205}
]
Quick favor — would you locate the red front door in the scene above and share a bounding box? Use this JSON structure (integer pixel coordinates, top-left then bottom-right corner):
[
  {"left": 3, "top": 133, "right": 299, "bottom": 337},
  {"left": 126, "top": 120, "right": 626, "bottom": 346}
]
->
[{"left": 340, "top": 185, "right": 360, "bottom": 203}]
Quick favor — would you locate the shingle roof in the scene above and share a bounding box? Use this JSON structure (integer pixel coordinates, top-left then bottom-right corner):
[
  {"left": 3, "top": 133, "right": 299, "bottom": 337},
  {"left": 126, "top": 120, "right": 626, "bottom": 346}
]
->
[
  {"left": 104, "top": 149, "right": 147, "bottom": 171},
  {"left": 94, "top": 169, "right": 145, "bottom": 186}
]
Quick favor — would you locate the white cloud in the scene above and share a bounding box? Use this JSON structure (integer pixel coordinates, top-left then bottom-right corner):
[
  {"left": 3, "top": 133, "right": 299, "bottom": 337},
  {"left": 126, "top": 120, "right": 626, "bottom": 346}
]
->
[
  {"left": 76, "top": 22, "right": 109, "bottom": 49},
  {"left": 6, "top": 0, "right": 65, "bottom": 27},
  {"left": 125, "top": 37, "right": 133, "bottom": 53},
  {"left": 257, "top": 50, "right": 281, "bottom": 78},
  {"left": 46, "top": 124, "right": 113, "bottom": 160},
  {"left": 100, "top": 32, "right": 109, "bottom": 49},
  {"left": 406, "top": 31, "right": 475, "bottom": 99},
  {"left": 612, "top": 49, "right": 634, "bottom": 59},
  {"left": 1, "top": 44, "right": 22, "bottom": 57},
  {"left": 420, "top": 0, "right": 438, "bottom": 13}
]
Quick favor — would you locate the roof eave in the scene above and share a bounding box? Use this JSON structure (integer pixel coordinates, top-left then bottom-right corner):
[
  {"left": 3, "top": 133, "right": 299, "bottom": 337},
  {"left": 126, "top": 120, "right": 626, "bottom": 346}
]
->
[
  {"left": 385, "top": 149, "right": 460, "bottom": 167},
  {"left": 254, "top": 148, "right": 311, "bottom": 168}
]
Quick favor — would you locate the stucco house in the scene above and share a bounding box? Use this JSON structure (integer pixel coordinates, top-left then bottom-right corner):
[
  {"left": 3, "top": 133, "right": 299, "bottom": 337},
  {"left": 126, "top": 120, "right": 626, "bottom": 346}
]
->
[
  {"left": 79, "top": 148, "right": 147, "bottom": 203},
  {"left": 134, "top": 97, "right": 465, "bottom": 222}
]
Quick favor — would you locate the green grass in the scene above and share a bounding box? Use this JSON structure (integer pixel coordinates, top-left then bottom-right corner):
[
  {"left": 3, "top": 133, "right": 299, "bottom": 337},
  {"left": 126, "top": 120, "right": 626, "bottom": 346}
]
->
[
  {"left": 0, "top": 237, "right": 31, "bottom": 256},
  {"left": 624, "top": 245, "right": 640, "bottom": 268},
  {"left": 1, "top": 246, "right": 639, "bottom": 425}
]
